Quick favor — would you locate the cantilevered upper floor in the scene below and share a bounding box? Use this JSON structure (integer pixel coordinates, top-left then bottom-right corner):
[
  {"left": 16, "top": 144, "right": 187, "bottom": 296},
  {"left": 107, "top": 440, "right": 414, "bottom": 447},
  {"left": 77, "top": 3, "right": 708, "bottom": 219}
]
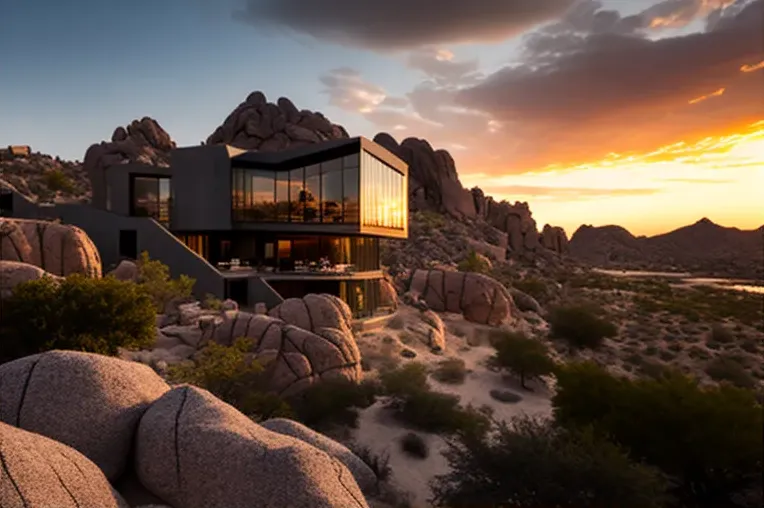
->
[{"left": 95, "top": 136, "right": 409, "bottom": 239}]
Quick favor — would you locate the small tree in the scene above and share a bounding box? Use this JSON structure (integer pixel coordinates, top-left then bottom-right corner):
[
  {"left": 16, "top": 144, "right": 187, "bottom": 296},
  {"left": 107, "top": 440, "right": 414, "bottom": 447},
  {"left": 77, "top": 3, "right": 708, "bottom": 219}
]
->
[
  {"left": 553, "top": 361, "right": 764, "bottom": 508},
  {"left": 549, "top": 304, "right": 617, "bottom": 349},
  {"left": 457, "top": 250, "right": 491, "bottom": 274},
  {"left": 705, "top": 355, "right": 756, "bottom": 389},
  {"left": 0, "top": 275, "right": 156, "bottom": 363},
  {"left": 431, "top": 416, "right": 668, "bottom": 508},
  {"left": 492, "top": 331, "right": 555, "bottom": 389},
  {"left": 136, "top": 251, "right": 195, "bottom": 312},
  {"left": 169, "top": 338, "right": 293, "bottom": 421}
]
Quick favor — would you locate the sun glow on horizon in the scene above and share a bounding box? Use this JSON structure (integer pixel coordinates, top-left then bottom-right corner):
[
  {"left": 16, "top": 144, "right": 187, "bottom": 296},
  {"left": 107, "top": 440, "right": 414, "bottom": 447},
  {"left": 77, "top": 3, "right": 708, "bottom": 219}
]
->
[{"left": 463, "top": 121, "right": 764, "bottom": 236}]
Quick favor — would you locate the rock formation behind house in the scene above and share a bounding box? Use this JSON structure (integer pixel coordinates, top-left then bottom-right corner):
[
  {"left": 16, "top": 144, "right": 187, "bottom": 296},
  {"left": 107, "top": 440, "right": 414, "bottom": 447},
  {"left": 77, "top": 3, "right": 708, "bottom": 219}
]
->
[{"left": 206, "top": 91, "right": 349, "bottom": 151}]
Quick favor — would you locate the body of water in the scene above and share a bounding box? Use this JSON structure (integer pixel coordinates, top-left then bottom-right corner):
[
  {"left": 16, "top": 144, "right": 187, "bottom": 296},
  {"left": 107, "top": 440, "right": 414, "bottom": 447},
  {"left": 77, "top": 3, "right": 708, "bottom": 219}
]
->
[{"left": 592, "top": 268, "right": 764, "bottom": 294}]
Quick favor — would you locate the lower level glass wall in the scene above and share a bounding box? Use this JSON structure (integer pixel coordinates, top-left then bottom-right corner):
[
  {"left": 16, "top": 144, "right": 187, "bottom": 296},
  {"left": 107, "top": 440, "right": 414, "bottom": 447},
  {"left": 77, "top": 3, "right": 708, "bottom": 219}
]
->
[{"left": 267, "top": 278, "right": 387, "bottom": 318}]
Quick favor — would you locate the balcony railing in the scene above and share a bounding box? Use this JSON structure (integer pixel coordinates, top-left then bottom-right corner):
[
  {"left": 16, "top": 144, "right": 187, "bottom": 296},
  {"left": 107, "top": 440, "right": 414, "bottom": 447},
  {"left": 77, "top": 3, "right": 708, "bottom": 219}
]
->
[{"left": 216, "top": 258, "right": 360, "bottom": 275}]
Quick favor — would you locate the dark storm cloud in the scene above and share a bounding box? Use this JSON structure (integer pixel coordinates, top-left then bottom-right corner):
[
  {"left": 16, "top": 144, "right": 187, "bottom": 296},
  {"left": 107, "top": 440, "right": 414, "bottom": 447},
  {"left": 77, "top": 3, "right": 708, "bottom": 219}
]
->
[
  {"left": 235, "top": 0, "right": 575, "bottom": 50},
  {"left": 455, "top": 0, "right": 764, "bottom": 169}
]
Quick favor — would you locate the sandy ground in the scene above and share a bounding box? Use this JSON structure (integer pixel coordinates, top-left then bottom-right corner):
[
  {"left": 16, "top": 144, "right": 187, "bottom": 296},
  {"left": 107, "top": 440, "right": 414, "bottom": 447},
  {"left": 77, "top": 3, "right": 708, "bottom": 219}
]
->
[{"left": 352, "top": 308, "right": 553, "bottom": 507}]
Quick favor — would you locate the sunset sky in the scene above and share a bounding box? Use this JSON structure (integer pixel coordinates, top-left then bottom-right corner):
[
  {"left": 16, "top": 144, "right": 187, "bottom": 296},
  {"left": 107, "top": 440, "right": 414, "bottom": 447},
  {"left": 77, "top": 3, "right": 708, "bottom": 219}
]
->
[{"left": 1, "top": 0, "right": 762, "bottom": 236}]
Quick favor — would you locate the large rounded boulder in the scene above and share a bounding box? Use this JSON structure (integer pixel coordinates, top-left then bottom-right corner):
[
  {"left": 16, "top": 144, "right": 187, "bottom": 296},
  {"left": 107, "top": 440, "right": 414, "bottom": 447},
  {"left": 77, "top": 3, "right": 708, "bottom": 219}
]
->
[
  {"left": 408, "top": 269, "right": 513, "bottom": 326},
  {"left": 261, "top": 418, "right": 377, "bottom": 495},
  {"left": 135, "top": 385, "right": 369, "bottom": 508},
  {"left": 0, "top": 350, "right": 170, "bottom": 480},
  {"left": 5, "top": 218, "right": 102, "bottom": 277},
  {"left": 0, "top": 260, "right": 61, "bottom": 300},
  {"left": 200, "top": 312, "right": 362, "bottom": 396},
  {"left": 268, "top": 293, "right": 353, "bottom": 335},
  {"left": 0, "top": 218, "right": 33, "bottom": 263},
  {"left": 0, "top": 422, "right": 129, "bottom": 508}
]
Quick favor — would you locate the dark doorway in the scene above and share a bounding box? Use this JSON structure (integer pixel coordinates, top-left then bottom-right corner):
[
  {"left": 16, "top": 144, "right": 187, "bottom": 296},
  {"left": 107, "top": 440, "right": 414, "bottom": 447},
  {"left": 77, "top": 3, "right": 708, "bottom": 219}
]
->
[
  {"left": 119, "top": 230, "right": 138, "bottom": 259},
  {"left": 0, "top": 190, "right": 12, "bottom": 217},
  {"left": 226, "top": 279, "right": 249, "bottom": 307}
]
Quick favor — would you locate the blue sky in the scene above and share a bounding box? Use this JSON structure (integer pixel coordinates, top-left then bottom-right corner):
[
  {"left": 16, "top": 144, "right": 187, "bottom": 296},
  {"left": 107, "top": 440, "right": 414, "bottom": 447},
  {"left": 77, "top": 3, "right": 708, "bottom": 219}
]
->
[{"left": 2, "top": 0, "right": 762, "bottom": 234}]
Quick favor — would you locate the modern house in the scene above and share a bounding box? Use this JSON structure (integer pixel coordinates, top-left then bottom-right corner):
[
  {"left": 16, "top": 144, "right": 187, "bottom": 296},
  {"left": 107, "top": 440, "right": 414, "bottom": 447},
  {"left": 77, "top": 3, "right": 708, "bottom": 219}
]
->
[{"left": 3, "top": 137, "right": 409, "bottom": 318}]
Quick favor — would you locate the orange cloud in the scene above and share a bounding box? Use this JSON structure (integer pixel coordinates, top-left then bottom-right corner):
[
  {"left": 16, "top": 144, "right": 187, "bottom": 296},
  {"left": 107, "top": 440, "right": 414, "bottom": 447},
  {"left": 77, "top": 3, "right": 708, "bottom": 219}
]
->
[
  {"left": 741, "top": 60, "right": 764, "bottom": 73},
  {"left": 688, "top": 87, "right": 725, "bottom": 104}
]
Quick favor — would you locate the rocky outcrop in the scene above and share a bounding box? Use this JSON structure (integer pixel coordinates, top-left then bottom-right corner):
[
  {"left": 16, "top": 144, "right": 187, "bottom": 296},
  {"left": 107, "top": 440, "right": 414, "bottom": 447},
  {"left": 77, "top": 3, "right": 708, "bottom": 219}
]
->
[
  {"left": 379, "top": 278, "right": 399, "bottom": 310},
  {"left": 200, "top": 312, "right": 362, "bottom": 396},
  {"left": 0, "top": 260, "right": 61, "bottom": 299},
  {"left": 0, "top": 350, "right": 170, "bottom": 480},
  {"left": 109, "top": 259, "right": 139, "bottom": 281},
  {"left": 374, "top": 134, "right": 475, "bottom": 219},
  {"left": 3, "top": 218, "right": 102, "bottom": 277},
  {"left": 84, "top": 117, "right": 175, "bottom": 207},
  {"left": 135, "top": 385, "right": 368, "bottom": 508},
  {"left": 0, "top": 155, "right": 89, "bottom": 203},
  {"left": 268, "top": 293, "right": 354, "bottom": 336},
  {"left": 540, "top": 224, "right": 569, "bottom": 254},
  {"left": 206, "top": 91, "right": 349, "bottom": 151},
  {"left": 0, "top": 422, "right": 129, "bottom": 508},
  {"left": 261, "top": 418, "right": 378, "bottom": 495},
  {"left": 407, "top": 269, "right": 513, "bottom": 326}
]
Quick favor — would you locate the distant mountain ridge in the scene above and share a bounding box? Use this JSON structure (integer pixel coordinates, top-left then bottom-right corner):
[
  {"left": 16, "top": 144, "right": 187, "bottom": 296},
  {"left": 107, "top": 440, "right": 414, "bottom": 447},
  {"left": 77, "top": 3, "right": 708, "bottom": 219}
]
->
[{"left": 569, "top": 218, "right": 764, "bottom": 280}]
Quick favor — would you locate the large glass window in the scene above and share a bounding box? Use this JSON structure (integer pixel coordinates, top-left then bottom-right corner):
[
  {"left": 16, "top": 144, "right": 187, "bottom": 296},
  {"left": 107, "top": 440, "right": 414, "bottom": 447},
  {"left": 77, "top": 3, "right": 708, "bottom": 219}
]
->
[
  {"left": 276, "top": 172, "right": 289, "bottom": 222},
  {"left": 343, "top": 166, "right": 359, "bottom": 224},
  {"left": 360, "top": 151, "right": 405, "bottom": 229},
  {"left": 289, "top": 167, "right": 304, "bottom": 222},
  {"left": 132, "top": 175, "right": 171, "bottom": 226},
  {"left": 321, "top": 158, "right": 343, "bottom": 223},
  {"left": 251, "top": 170, "right": 275, "bottom": 220},
  {"left": 304, "top": 164, "right": 320, "bottom": 222}
]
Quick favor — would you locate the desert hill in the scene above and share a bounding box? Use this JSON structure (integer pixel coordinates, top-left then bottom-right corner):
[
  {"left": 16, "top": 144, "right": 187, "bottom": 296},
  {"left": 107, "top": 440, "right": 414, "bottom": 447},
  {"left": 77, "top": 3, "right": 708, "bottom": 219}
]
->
[{"left": 569, "top": 218, "right": 764, "bottom": 279}]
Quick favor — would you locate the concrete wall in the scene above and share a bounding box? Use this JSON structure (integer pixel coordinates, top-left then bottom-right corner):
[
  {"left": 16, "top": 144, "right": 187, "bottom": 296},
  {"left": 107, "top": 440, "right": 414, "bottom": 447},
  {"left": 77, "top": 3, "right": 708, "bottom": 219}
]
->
[
  {"left": 170, "top": 145, "right": 233, "bottom": 231},
  {"left": 247, "top": 277, "right": 284, "bottom": 309}
]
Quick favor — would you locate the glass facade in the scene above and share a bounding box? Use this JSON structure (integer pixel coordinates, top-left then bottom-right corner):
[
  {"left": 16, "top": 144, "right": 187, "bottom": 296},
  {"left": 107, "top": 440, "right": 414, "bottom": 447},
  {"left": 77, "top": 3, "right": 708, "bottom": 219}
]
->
[
  {"left": 232, "top": 154, "right": 361, "bottom": 224},
  {"left": 266, "top": 278, "right": 386, "bottom": 319},
  {"left": 360, "top": 151, "right": 405, "bottom": 230},
  {"left": 131, "top": 176, "right": 171, "bottom": 226}
]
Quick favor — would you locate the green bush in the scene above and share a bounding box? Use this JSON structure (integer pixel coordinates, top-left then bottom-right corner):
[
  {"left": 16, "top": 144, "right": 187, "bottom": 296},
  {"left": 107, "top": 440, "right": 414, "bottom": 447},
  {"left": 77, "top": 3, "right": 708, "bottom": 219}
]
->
[
  {"left": 43, "top": 169, "right": 75, "bottom": 194},
  {"left": 491, "top": 331, "right": 554, "bottom": 389},
  {"left": 553, "top": 361, "right": 763, "bottom": 508},
  {"left": 136, "top": 251, "right": 195, "bottom": 312},
  {"left": 511, "top": 277, "right": 550, "bottom": 303},
  {"left": 169, "top": 338, "right": 293, "bottom": 421},
  {"left": 400, "top": 432, "right": 429, "bottom": 459},
  {"left": 289, "top": 377, "right": 381, "bottom": 430},
  {"left": 432, "top": 358, "right": 468, "bottom": 385},
  {"left": 380, "top": 362, "right": 490, "bottom": 437},
  {"left": 431, "top": 416, "right": 668, "bottom": 508},
  {"left": 549, "top": 304, "right": 617, "bottom": 349},
  {"left": 705, "top": 355, "right": 756, "bottom": 389},
  {"left": 0, "top": 274, "right": 156, "bottom": 363},
  {"left": 457, "top": 250, "right": 491, "bottom": 274}
]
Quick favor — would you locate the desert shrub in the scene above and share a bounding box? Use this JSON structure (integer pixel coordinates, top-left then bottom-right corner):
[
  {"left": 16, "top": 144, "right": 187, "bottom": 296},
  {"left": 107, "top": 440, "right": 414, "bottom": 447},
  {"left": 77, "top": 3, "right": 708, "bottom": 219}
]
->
[
  {"left": 431, "top": 415, "right": 668, "bottom": 508},
  {"left": 491, "top": 331, "right": 554, "bottom": 389},
  {"left": 400, "top": 432, "right": 429, "bottom": 459},
  {"left": 489, "top": 389, "right": 523, "bottom": 404},
  {"left": 432, "top": 358, "right": 467, "bottom": 385},
  {"left": 457, "top": 250, "right": 490, "bottom": 274},
  {"left": 169, "top": 338, "right": 293, "bottom": 421},
  {"left": 548, "top": 304, "right": 617, "bottom": 349},
  {"left": 0, "top": 274, "right": 156, "bottom": 363},
  {"left": 710, "top": 323, "right": 736, "bottom": 344},
  {"left": 705, "top": 355, "right": 756, "bottom": 389},
  {"left": 740, "top": 338, "right": 760, "bottom": 354},
  {"left": 289, "top": 377, "right": 381, "bottom": 430},
  {"left": 43, "top": 169, "right": 75, "bottom": 194},
  {"left": 511, "top": 277, "right": 550, "bottom": 303},
  {"left": 202, "top": 293, "right": 223, "bottom": 310},
  {"left": 136, "top": 251, "right": 195, "bottom": 312},
  {"left": 350, "top": 444, "right": 392, "bottom": 484},
  {"left": 553, "top": 361, "right": 763, "bottom": 508},
  {"left": 398, "top": 330, "right": 417, "bottom": 345},
  {"left": 381, "top": 363, "right": 490, "bottom": 437}
]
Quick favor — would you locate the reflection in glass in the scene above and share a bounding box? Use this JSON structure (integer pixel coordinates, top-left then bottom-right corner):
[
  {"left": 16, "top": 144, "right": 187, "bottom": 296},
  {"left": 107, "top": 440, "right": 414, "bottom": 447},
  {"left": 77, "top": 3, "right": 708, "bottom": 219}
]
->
[
  {"left": 132, "top": 176, "right": 171, "bottom": 226},
  {"left": 321, "top": 159, "right": 343, "bottom": 223},
  {"left": 304, "top": 165, "right": 320, "bottom": 222},
  {"left": 289, "top": 167, "right": 304, "bottom": 222},
  {"left": 251, "top": 170, "right": 275, "bottom": 220},
  {"left": 343, "top": 166, "right": 359, "bottom": 223},
  {"left": 276, "top": 172, "right": 289, "bottom": 222},
  {"left": 360, "top": 151, "right": 405, "bottom": 229}
]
